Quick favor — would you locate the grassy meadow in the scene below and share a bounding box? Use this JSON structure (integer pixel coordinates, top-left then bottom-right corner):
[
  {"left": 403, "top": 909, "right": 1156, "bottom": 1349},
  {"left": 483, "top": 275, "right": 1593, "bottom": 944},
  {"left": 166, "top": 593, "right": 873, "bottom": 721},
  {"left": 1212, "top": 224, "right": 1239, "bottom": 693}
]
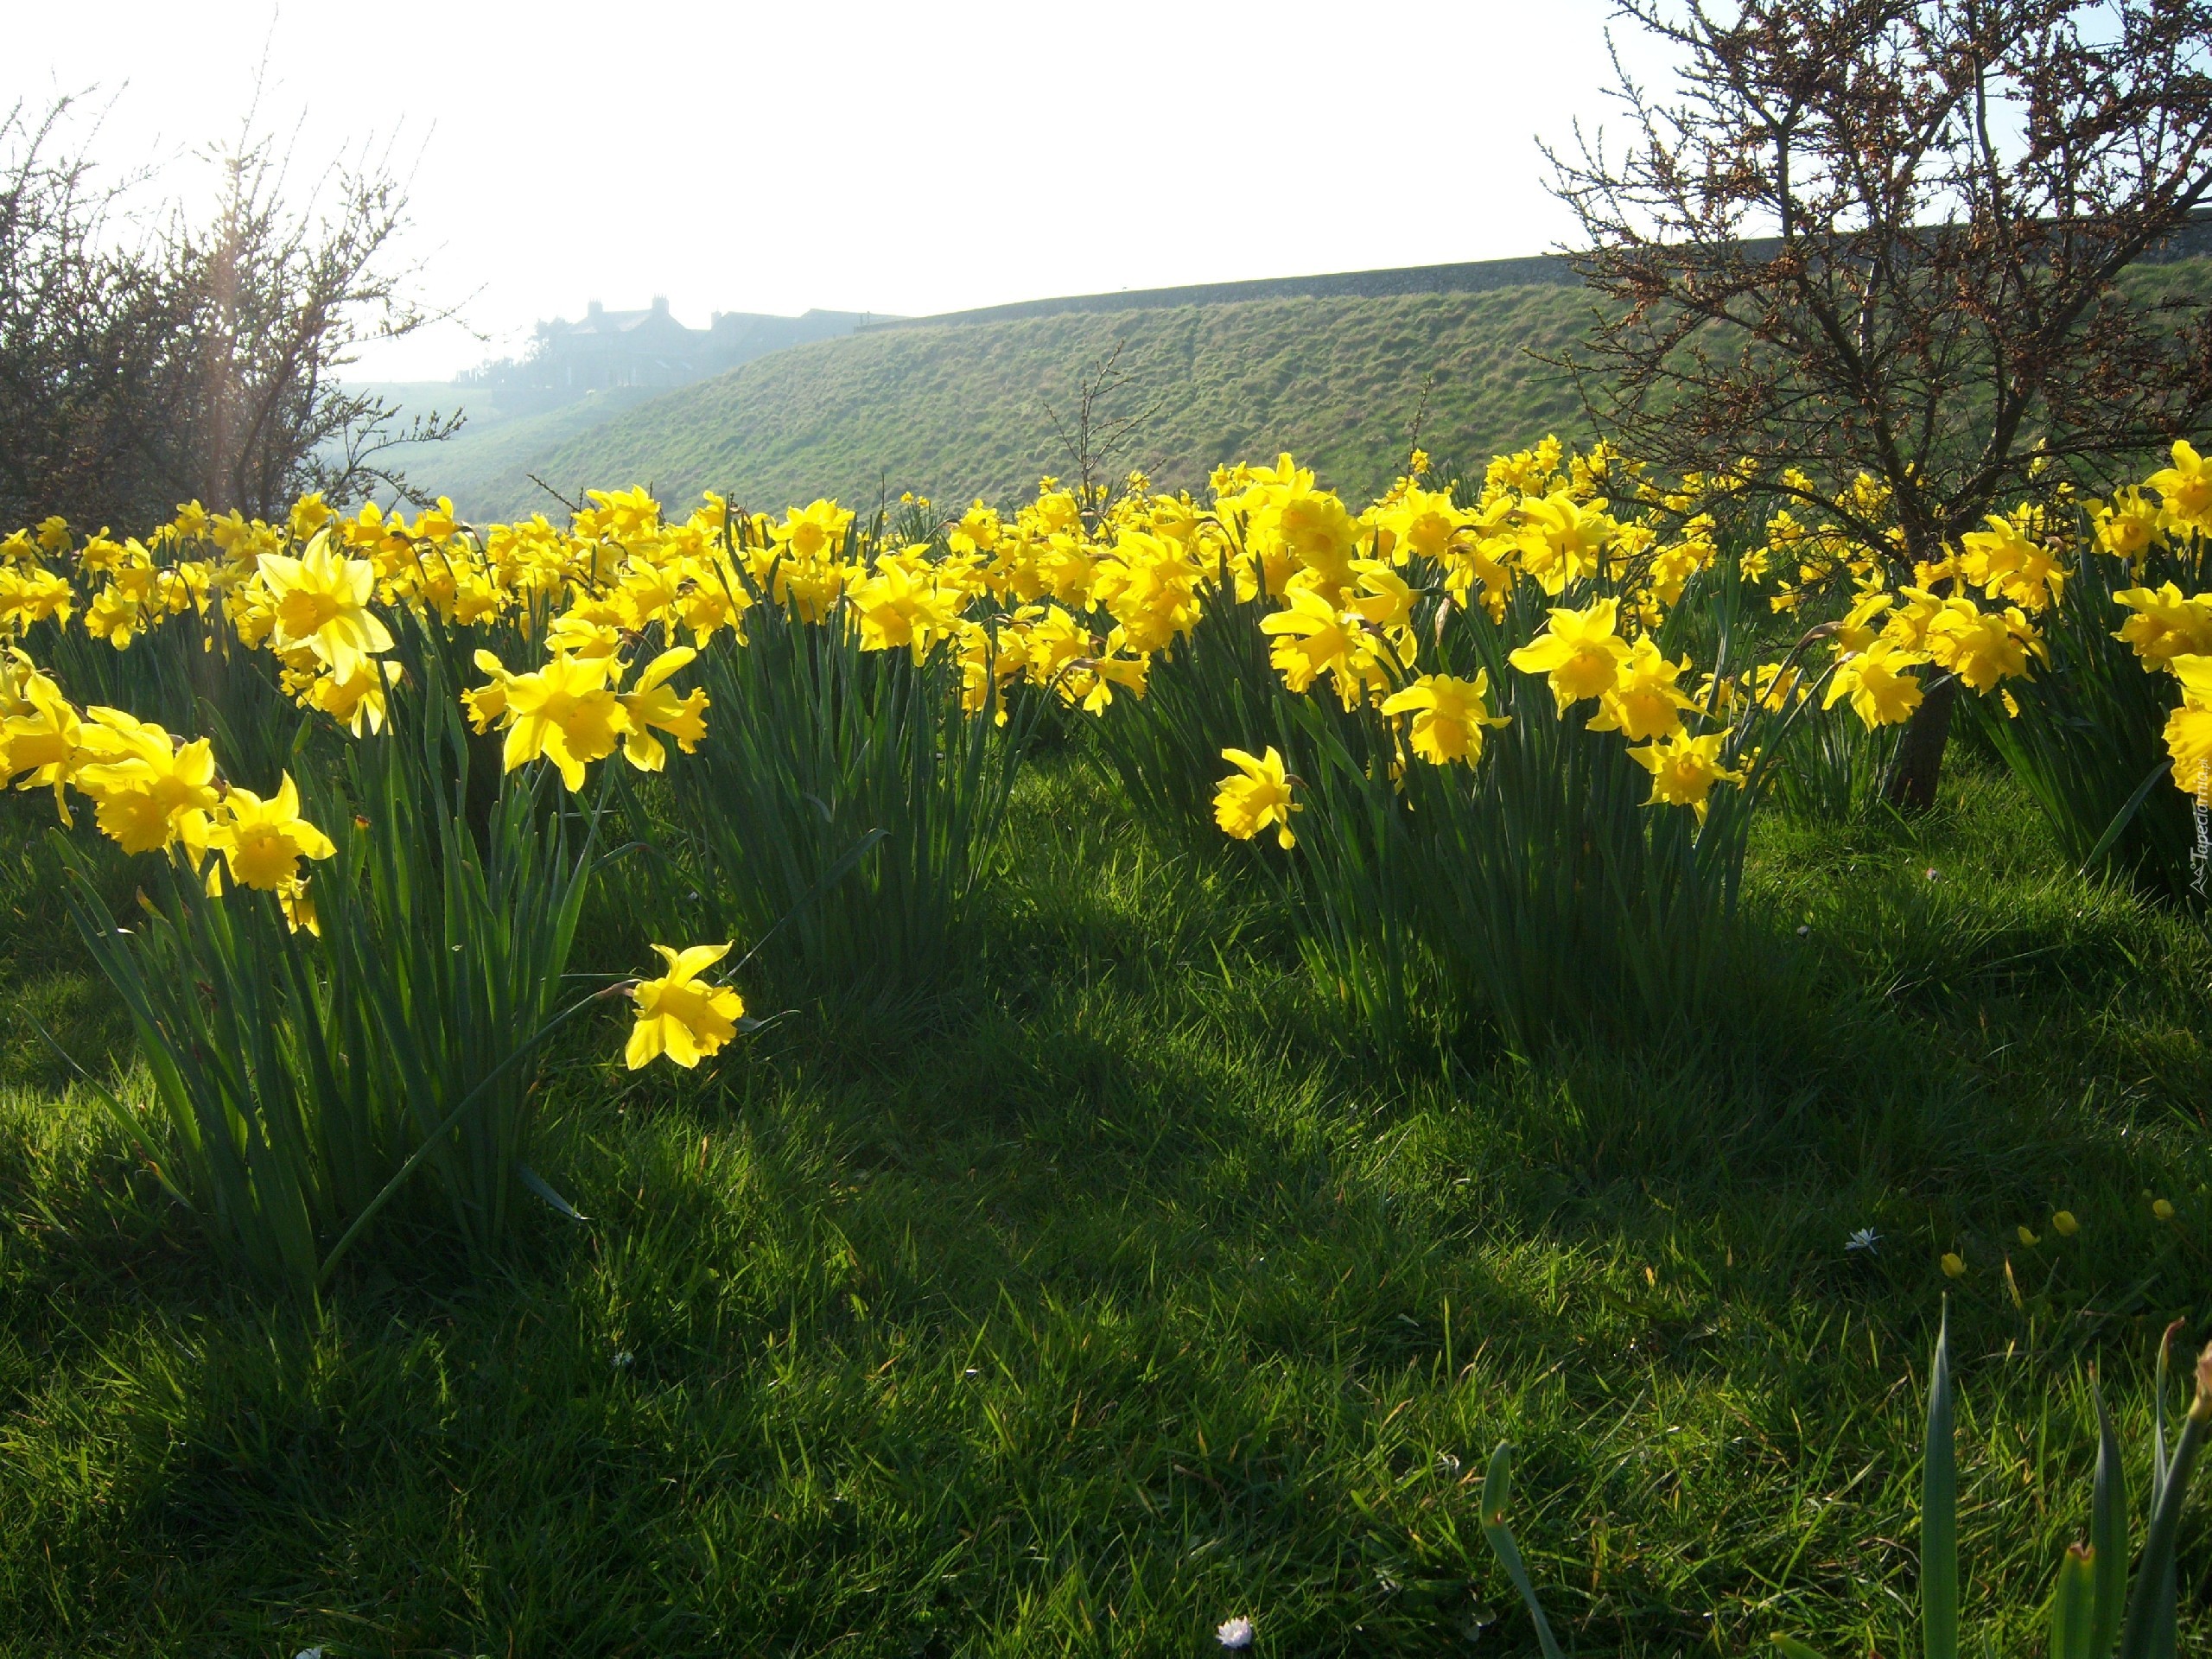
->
[{"left": 2, "top": 739, "right": 2208, "bottom": 1656}]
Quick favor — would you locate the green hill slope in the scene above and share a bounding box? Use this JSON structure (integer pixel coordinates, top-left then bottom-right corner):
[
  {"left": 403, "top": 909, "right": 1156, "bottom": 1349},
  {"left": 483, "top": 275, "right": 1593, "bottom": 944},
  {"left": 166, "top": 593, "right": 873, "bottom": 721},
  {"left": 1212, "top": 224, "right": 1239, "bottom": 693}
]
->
[
  {"left": 365, "top": 385, "right": 666, "bottom": 514},
  {"left": 429, "top": 284, "right": 1598, "bottom": 518},
  {"left": 379, "top": 251, "right": 2212, "bottom": 520}
]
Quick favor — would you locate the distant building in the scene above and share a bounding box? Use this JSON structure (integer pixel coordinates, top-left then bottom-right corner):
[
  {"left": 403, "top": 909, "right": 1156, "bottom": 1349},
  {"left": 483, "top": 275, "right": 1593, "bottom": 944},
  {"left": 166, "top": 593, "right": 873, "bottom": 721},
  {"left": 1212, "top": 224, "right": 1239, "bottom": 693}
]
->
[
  {"left": 463, "top": 298, "right": 880, "bottom": 410},
  {"left": 536, "top": 296, "right": 704, "bottom": 391}
]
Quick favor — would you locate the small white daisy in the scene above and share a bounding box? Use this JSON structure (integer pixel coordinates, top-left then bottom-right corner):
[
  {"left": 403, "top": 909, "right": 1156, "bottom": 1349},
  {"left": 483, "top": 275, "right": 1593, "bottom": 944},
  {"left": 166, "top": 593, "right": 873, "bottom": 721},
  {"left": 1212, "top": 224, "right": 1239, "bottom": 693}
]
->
[{"left": 1217, "top": 1614, "right": 1255, "bottom": 1649}]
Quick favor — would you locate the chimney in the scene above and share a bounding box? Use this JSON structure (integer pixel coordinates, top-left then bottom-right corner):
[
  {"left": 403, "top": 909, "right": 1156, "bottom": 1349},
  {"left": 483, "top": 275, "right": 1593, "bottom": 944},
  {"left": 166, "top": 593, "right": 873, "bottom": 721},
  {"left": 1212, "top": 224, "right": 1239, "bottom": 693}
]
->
[
  {"left": 587, "top": 299, "right": 604, "bottom": 321},
  {"left": 652, "top": 294, "right": 670, "bottom": 315}
]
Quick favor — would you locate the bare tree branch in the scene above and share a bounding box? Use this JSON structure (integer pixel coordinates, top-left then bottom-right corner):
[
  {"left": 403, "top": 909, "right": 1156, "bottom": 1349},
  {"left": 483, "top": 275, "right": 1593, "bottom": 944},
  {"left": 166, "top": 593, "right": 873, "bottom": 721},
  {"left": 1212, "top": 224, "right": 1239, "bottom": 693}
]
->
[{"left": 1547, "top": 0, "right": 2212, "bottom": 805}]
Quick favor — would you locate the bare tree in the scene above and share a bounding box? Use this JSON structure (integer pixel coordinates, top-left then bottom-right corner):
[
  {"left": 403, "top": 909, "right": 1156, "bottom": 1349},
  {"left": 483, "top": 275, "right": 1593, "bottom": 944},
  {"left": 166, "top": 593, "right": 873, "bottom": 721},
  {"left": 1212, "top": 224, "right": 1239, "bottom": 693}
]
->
[
  {"left": 0, "top": 93, "right": 459, "bottom": 532},
  {"left": 174, "top": 116, "right": 462, "bottom": 519},
  {"left": 1040, "top": 340, "right": 1168, "bottom": 518},
  {"left": 1549, "top": 0, "right": 2212, "bottom": 808},
  {"left": 0, "top": 97, "right": 198, "bottom": 530}
]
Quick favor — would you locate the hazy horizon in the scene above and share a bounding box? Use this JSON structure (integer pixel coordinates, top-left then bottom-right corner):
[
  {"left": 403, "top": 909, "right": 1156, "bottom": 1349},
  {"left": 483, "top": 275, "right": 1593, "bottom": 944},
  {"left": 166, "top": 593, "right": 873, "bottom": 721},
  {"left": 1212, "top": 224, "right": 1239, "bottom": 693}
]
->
[{"left": 8, "top": 0, "right": 1661, "bottom": 380}]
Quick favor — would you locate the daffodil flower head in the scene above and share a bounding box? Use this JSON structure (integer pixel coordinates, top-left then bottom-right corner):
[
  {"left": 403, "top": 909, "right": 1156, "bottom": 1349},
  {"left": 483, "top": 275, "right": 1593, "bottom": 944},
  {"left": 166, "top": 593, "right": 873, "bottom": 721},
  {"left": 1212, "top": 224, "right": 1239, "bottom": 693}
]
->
[
  {"left": 2113, "top": 582, "right": 2212, "bottom": 667},
  {"left": 1213, "top": 746, "right": 1300, "bottom": 849},
  {"left": 1514, "top": 492, "right": 1615, "bottom": 594},
  {"left": 2160, "top": 654, "right": 2212, "bottom": 803},
  {"left": 499, "top": 652, "right": 630, "bottom": 791},
  {"left": 211, "top": 773, "right": 336, "bottom": 891},
  {"left": 1259, "top": 582, "right": 1365, "bottom": 699},
  {"left": 1506, "top": 598, "right": 1630, "bottom": 714},
  {"left": 2148, "top": 439, "right": 2212, "bottom": 531},
  {"left": 309, "top": 658, "right": 402, "bottom": 737},
  {"left": 1923, "top": 597, "right": 2037, "bottom": 691},
  {"left": 617, "top": 647, "right": 709, "bottom": 772},
  {"left": 626, "top": 942, "right": 746, "bottom": 1070},
  {"left": 1823, "top": 639, "right": 1927, "bottom": 729},
  {"left": 1, "top": 675, "right": 83, "bottom": 822},
  {"left": 73, "top": 710, "right": 219, "bottom": 855},
  {"left": 1378, "top": 671, "right": 1509, "bottom": 766},
  {"left": 1587, "top": 637, "right": 1694, "bottom": 741},
  {"left": 256, "top": 532, "right": 393, "bottom": 683},
  {"left": 1627, "top": 730, "right": 1744, "bottom": 821}
]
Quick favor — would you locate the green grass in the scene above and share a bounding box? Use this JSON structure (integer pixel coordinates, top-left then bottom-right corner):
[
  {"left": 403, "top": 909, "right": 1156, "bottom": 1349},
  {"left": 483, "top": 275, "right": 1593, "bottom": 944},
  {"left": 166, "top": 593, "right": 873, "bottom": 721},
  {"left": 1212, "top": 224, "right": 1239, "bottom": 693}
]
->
[
  {"left": 385, "top": 285, "right": 1599, "bottom": 523},
  {"left": 2, "top": 746, "right": 2211, "bottom": 1655}
]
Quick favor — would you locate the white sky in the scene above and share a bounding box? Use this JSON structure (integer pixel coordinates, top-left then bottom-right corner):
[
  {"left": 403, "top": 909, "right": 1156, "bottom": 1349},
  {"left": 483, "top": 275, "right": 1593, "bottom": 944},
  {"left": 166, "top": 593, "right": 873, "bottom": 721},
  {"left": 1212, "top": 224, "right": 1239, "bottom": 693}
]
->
[{"left": 8, "top": 0, "right": 1653, "bottom": 380}]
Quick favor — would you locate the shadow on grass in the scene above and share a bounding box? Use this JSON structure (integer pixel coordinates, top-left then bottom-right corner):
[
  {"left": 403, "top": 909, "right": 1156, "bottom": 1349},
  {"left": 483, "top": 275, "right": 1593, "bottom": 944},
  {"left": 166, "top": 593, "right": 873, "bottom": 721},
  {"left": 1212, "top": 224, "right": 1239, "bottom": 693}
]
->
[{"left": 2, "top": 753, "right": 2210, "bottom": 1655}]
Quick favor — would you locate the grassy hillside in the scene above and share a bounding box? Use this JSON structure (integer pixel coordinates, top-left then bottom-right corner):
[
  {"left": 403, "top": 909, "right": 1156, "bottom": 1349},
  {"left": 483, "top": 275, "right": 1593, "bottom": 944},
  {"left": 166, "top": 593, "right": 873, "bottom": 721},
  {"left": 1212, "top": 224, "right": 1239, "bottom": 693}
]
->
[
  {"left": 417, "top": 285, "right": 1597, "bottom": 519},
  {"left": 363, "top": 385, "right": 666, "bottom": 516},
  {"left": 385, "top": 255, "right": 2212, "bottom": 521}
]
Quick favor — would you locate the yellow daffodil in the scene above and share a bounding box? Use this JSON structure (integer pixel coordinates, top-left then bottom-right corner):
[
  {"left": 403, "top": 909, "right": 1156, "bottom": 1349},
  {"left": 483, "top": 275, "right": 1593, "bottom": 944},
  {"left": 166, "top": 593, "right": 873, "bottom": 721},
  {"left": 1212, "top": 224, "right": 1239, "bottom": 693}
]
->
[
  {"left": 545, "top": 609, "right": 625, "bottom": 660},
  {"left": 1373, "top": 486, "right": 1467, "bottom": 565},
  {"left": 849, "top": 556, "right": 961, "bottom": 658},
  {"left": 1589, "top": 638, "right": 1695, "bottom": 741},
  {"left": 256, "top": 532, "right": 393, "bottom": 682},
  {"left": 1958, "top": 513, "right": 2063, "bottom": 612},
  {"left": 308, "top": 658, "right": 402, "bottom": 737},
  {"left": 210, "top": 773, "right": 336, "bottom": 891},
  {"left": 2113, "top": 582, "right": 2212, "bottom": 667},
  {"left": 1514, "top": 492, "right": 1615, "bottom": 594},
  {"left": 496, "top": 653, "right": 629, "bottom": 791},
  {"left": 276, "top": 876, "right": 320, "bottom": 936},
  {"left": 1824, "top": 639, "right": 1927, "bottom": 729},
  {"left": 617, "top": 648, "right": 709, "bottom": 772},
  {"left": 1261, "top": 582, "right": 1366, "bottom": 700},
  {"left": 0, "top": 565, "right": 73, "bottom": 632},
  {"left": 766, "top": 499, "right": 852, "bottom": 564},
  {"left": 2148, "top": 439, "right": 2212, "bottom": 532},
  {"left": 1379, "top": 671, "right": 1509, "bottom": 766},
  {"left": 287, "top": 492, "right": 334, "bottom": 543},
  {"left": 1627, "top": 730, "right": 1745, "bottom": 820},
  {"left": 72, "top": 710, "right": 219, "bottom": 855},
  {"left": 1923, "top": 599, "right": 2037, "bottom": 691},
  {"left": 2094, "top": 488, "right": 2164, "bottom": 562},
  {"left": 1, "top": 674, "right": 82, "bottom": 821},
  {"left": 948, "top": 502, "right": 1002, "bottom": 557},
  {"left": 2163, "top": 655, "right": 2212, "bottom": 799},
  {"left": 1507, "top": 597, "right": 1631, "bottom": 714},
  {"left": 626, "top": 942, "right": 746, "bottom": 1069},
  {"left": 1214, "top": 746, "right": 1300, "bottom": 848}
]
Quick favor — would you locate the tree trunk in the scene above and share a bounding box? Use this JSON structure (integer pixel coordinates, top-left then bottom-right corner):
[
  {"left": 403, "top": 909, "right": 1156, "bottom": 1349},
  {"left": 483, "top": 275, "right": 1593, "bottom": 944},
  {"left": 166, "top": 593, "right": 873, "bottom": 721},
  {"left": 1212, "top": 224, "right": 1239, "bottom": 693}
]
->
[{"left": 1883, "top": 674, "right": 1959, "bottom": 814}]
